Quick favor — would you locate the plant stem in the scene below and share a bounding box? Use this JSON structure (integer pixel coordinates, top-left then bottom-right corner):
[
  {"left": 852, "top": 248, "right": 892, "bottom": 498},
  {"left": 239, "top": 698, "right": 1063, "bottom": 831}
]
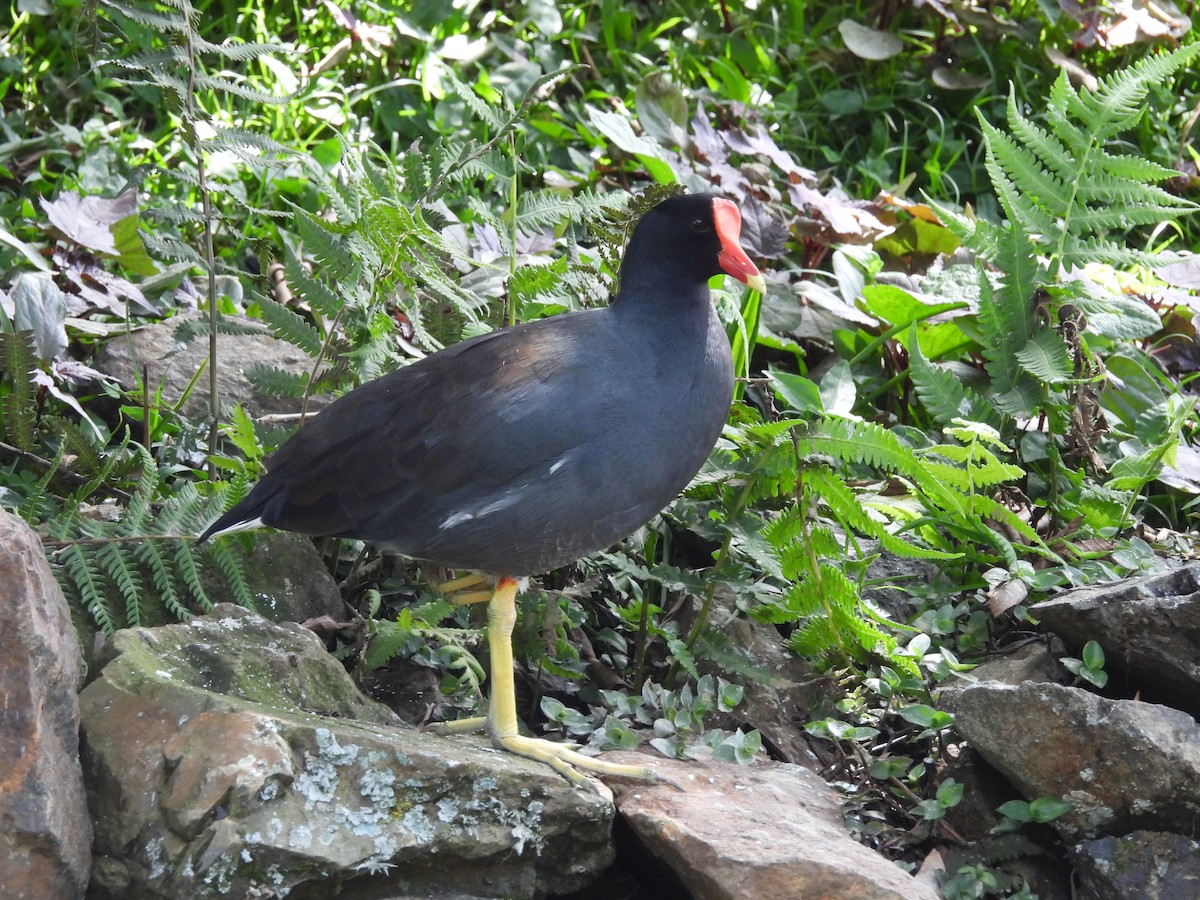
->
[
  {"left": 633, "top": 526, "right": 661, "bottom": 691},
  {"left": 665, "top": 473, "right": 757, "bottom": 689}
]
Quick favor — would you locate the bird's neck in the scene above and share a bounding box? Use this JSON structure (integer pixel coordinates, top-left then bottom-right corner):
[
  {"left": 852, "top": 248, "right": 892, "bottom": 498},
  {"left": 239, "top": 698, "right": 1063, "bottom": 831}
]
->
[{"left": 611, "top": 266, "right": 711, "bottom": 314}]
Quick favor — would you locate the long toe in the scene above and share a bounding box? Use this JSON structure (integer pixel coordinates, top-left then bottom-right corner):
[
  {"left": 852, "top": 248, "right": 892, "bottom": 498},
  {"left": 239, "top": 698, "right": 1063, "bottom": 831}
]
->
[{"left": 497, "top": 734, "right": 674, "bottom": 795}]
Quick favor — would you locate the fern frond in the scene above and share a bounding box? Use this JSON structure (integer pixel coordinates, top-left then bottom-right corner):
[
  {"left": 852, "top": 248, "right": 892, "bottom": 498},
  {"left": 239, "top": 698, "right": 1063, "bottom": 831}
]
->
[
  {"left": 782, "top": 563, "right": 917, "bottom": 675},
  {"left": 175, "top": 542, "right": 211, "bottom": 613},
  {"left": 907, "top": 326, "right": 1000, "bottom": 429},
  {"left": 979, "top": 116, "right": 1073, "bottom": 219},
  {"left": 516, "top": 189, "right": 592, "bottom": 233},
  {"left": 793, "top": 417, "right": 901, "bottom": 469},
  {"left": 100, "top": 540, "right": 145, "bottom": 627},
  {"left": 806, "top": 466, "right": 960, "bottom": 560},
  {"left": 443, "top": 69, "right": 507, "bottom": 129},
  {"left": 0, "top": 331, "right": 38, "bottom": 449},
  {"left": 243, "top": 363, "right": 310, "bottom": 398},
  {"left": 205, "top": 126, "right": 296, "bottom": 157},
  {"left": 191, "top": 39, "right": 289, "bottom": 62},
  {"left": 1014, "top": 328, "right": 1073, "bottom": 384},
  {"left": 122, "top": 445, "right": 157, "bottom": 533},
  {"left": 204, "top": 540, "right": 256, "bottom": 610},
  {"left": 294, "top": 210, "right": 356, "bottom": 280},
  {"left": 102, "top": 0, "right": 191, "bottom": 33},
  {"left": 193, "top": 73, "right": 288, "bottom": 106},
  {"left": 1082, "top": 43, "right": 1200, "bottom": 136},
  {"left": 666, "top": 636, "right": 700, "bottom": 681},
  {"left": 60, "top": 542, "right": 116, "bottom": 635},
  {"left": 258, "top": 296, "right": 322, "bottom": 357},
  {"left": 136, "top": 539, "right": 185, "bottom": 621}
]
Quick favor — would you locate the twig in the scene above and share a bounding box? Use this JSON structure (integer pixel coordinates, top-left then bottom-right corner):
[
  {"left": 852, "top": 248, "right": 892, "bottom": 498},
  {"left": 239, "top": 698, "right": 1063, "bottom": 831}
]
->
[{"left": 0, "top": 440, "right": 134, "bottom": 504}]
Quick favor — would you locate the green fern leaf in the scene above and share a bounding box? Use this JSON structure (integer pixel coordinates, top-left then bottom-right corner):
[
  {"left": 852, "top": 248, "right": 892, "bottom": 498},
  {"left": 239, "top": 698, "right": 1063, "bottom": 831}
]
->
[
  {"left": 1015, "top": 328, "right": 1073, "bottom": 384},
  {"left": 100, "top": 541, "right": 145, "bottom": 627},
  {"left": 205, "top": 540, "right": 256, "bottom": 610},
  {"left": 666, "top": 636, "right": 700, "bottom": 681},
  {"left": 907, "top": 325, "right": 999, "bottom": 428},
  {"left": 102, "top": 0, "right": 191, "bottom": 33},
  {"left": 191, "top": 39, "right": 289, "bottom": 62},
  {"left": 193, "top": 73, "right": 287, "bottom": 106},
  {"left": 61, "top": 543, "right": 116, "bottom": 635},
  {"left": 294, "top": 210, "right": 356, "bottom": 279},
  {"left": 258, "top": 296, "right": 322, "bottom": 357},
  {"left": 443, "top": 69, "right": 507, "bottom": 128},
  {"left": 137, "top": 539, "right": 186, "bottom": 620},
  {"left": 173, "top": 544, "right": 208, "bottom": 613},
  {"left": 979, "top": 115, "right": 1073, "bottom": 217},
  {"left": 243, "top": 363, "right": 310, "bottom": 398},
  {"left": 0, "top": 331, "right": 38, "bottom": 449}
]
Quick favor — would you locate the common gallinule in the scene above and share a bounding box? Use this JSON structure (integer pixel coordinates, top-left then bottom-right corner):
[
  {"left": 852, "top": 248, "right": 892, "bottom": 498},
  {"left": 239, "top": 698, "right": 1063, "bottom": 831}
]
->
[{"left": 200, "top": 192, "right": 765, "bottom": 787}]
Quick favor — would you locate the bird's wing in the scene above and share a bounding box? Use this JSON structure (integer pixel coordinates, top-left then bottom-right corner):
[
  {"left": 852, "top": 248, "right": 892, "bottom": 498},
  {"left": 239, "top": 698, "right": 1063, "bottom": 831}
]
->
[{"left": 249, "top": 311, "right": 617, "bottom": 542}]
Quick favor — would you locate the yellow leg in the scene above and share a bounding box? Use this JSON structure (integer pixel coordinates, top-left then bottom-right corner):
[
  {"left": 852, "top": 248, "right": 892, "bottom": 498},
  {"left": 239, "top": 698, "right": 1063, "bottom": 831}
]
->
[{"left": 441, "top": 576, "right": 669, "bottom": 792}]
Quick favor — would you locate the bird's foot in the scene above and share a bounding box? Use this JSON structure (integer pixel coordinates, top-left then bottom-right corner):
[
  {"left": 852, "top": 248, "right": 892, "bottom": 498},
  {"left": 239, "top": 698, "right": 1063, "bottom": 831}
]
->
[
  {"left": 497, "top": 734, "right": 674, "bottom": 792},
  {"left": 433, "top": 718, "right": 677, "bottom": 794},
  {"left": 434, "top": 576, "right": 679, "bottom": 796}
]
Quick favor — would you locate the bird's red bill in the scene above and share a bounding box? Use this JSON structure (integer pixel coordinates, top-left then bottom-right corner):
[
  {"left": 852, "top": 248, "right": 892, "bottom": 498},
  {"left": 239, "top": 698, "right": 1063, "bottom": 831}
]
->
[{"left": 712, "top": 198, "right": 764, "bottom": 289}]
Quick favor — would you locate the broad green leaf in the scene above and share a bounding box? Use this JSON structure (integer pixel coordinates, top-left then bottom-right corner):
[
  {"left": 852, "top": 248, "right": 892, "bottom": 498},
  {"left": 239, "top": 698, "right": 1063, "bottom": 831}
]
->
[
  {"left": 769, "top": 367, "right": 823, "bottom": 414},
  {"left": 1029, "top": 796, "right": 1072, "bottom": 822},
  {"left": 818, "top": 359, "right": 857, "bottom": 417}
]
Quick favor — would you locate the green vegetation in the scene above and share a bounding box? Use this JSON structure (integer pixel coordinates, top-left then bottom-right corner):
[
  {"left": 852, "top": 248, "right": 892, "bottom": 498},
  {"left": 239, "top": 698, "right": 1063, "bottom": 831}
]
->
[{"left": 2, "top": 0, "right": 1198, "bottom": 893}]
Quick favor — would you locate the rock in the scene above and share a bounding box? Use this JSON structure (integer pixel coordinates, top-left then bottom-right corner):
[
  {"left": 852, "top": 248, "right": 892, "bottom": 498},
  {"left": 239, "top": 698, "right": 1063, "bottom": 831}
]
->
[
  {"left": 940, "top": 747, "right": 1023, "bottom": 842},
  {"left": 944, "top": 682, "right": 1200, "bottom": 840},
  {"left": 1071, "top": 831, "right": 1200, "bottom": 899},
  {"left": 605, "top": 751, "right": 939, "bottom": 900},
  {"left": 957, "top": 640, "right": 1065, "bottom": 689},
  {"left": 80, "top": 604, "right": 614, "bottom": 899},
  {"left": 199, "top": 531, "right": 345, "bottom": 624},
  {"left": 863, "top": 548, "right": 945, "bottom": 623},
  {"left": 1033, "top": 564, "right": 1200, "bottom": 717},
  {"left": 93, "top": 313, "right": 332, "bottom": 419},
  {"left": 0, "top": 510, "right": 92, "bottom": 899}
]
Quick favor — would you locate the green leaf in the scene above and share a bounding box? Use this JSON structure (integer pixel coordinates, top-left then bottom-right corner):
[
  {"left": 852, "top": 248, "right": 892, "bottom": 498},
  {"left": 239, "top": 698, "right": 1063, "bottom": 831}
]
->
[
  {"left": 869, "top": 757, "right": 913, "bottom": 780},
  {"left": 937, "top": 778, "right": 964, "bottom": 807},
  {"left": 587, "top": 108, "right": 677, "bottom": 184},
  {"left": 1081, "top": 640, "right": 1105, "bottom": 671},
  {"left": 769, "top": 367, "right": 824, "bottom": 414},
  {"left": 635, "top": 71, "right": 688, "bottom": 144},
  {"left": 818, "top": 360, "right": 857, "bottom": 416},
  {"left": 805, "top": 718, "right": 880, "bottom": 742},
  {"left": 110, "top": 214, "right": 159, "bottom": 276},
  {"left": 897, "top": 704, "right": 953, "bottom": 730},
  {"left": 1072, "top": 290, "right": 1162, "bottom": 340},
  {"left": 1028, "top": 796, "right": 1072, "bottom": 822},
  {"left": 997, "top": 800, "right": 1033, "bottom": 822},
  {"left": 907, "top": 324, "right": 999, "bottom": 428}
]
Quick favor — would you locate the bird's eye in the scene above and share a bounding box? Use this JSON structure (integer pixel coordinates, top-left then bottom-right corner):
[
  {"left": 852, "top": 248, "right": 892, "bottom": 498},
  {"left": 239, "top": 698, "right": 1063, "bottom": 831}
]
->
[{"left": 690, "top": 217, "right": 709, "bottom": 233}]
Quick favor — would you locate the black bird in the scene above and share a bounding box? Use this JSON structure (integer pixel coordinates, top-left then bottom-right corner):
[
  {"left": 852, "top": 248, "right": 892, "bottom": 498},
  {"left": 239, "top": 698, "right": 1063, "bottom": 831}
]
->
[{"left": 200, "top": 192, "right": 765, "bottom": 787}]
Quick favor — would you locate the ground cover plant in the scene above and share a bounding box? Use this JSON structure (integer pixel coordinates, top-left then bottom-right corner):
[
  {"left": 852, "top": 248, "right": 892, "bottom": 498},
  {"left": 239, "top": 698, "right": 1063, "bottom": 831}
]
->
[{"left": 2, "top": 0, "right": 1199, "bottom": 894}]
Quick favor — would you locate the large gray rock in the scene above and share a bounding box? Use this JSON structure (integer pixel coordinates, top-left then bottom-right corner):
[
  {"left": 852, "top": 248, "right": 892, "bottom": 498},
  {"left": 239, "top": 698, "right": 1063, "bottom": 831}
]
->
[
  {"left": 199, "top": 531, "right": 345, "bottom": 625},
  {"left": 94, "top": 313, "right": 332, "bottom": 418},
  {"left": 0, "top": 510, "right": 92, "bottom": 899},
  {"left": 80, "top": 604, "right": 614, "bottom": 899},
  {"left": 607, "top": 751, "right": 939, "bottom": 900},
  {"left": 1034, "top": 564, "right": 1200, "bottom": 717},
  {"left": 945, "top": 682, "right": 1200, "bottom": 840},
  {"left": 1071, "top": 831, "right": 1200, "bottom": 900}
]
